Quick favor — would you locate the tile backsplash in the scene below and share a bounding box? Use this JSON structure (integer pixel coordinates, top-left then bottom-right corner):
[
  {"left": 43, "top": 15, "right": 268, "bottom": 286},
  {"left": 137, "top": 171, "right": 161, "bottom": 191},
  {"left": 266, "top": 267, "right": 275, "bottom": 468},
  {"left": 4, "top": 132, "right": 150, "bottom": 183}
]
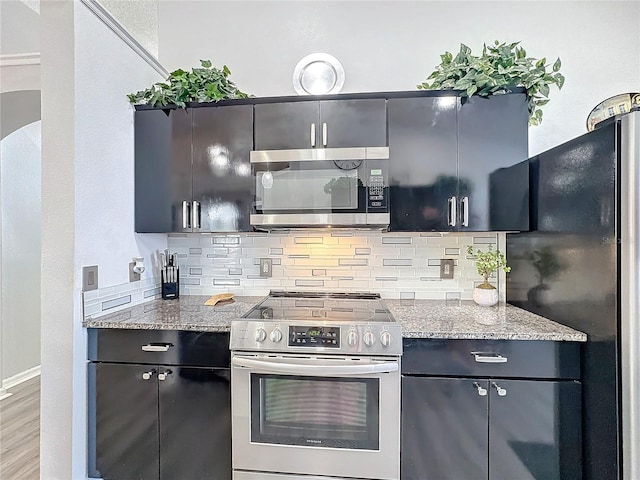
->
[{"left": 168, "top": 231, "right": 507, "bottom": 300}]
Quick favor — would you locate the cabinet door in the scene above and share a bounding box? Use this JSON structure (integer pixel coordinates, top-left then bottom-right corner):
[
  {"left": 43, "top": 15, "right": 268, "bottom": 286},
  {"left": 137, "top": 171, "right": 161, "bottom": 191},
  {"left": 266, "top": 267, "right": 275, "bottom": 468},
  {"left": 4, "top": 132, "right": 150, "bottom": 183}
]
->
[
  {"left": 488, "top": 379, "right": 582, "bottom": 480},
  {"left": 388, "top": 97, "right": 458, "bottom": 231},
  {"left": 90, "top": 363, "right": 160, "bottom": 480},
  {"left": 319, "top": 99, "right": 387, "bottom": 147},
  {"left": 401, "top": 376, "right": 489, "bottom": 480},
  {"left": 254, "top": 101, "right": 319, "bottom": 150},
  {"left": 457, "top": 94, "right": 528, "bottom": 231},
  {"left": 159, "top": 367, "right": 231, "bottom": 480},
  {"left": 135, "top": 108, "right": 192, "bottom": 233},
  {"left": 192, "top": 105, "right": 254, "bottom": 231}
]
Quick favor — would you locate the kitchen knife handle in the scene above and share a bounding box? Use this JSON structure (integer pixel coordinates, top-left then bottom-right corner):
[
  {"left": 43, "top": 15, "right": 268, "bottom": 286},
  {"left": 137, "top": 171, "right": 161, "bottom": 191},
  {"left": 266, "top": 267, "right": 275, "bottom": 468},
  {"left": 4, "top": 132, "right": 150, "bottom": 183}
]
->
[
  {"left": 448, "top": 196, "right": 457, "bottom": 227},
  {"left": 182, "top": 201, "right": 191, "bottom": 229},
  {"left": 322, "top": 122, "right": 328, "bottom": 147},
  {"left": 192, "top": 201, "right": 201, "bottom": 229},
  {"left": 310, "top": 123, "right": 316, "bottom": 148},
  {"left": 461, "top": 196, "right": 469, "bottom": 227}
]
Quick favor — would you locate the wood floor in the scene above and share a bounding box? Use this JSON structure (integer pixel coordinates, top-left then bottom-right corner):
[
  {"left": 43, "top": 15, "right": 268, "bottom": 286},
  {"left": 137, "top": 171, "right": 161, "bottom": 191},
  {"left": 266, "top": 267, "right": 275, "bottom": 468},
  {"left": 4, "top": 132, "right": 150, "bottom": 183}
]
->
[{"left": 0, "top": 376, "right": 40, "bottom": 479}]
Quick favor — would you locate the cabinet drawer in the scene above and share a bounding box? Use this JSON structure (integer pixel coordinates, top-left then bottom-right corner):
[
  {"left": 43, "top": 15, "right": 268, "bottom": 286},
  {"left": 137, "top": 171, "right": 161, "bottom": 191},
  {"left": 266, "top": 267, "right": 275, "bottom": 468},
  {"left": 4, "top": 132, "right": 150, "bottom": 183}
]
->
[
  {"left": 401, "top": 338, "right": 580, "bottom": 379},
  {"left": 88, "top": 329, "right": 230, "bottom": 368}
]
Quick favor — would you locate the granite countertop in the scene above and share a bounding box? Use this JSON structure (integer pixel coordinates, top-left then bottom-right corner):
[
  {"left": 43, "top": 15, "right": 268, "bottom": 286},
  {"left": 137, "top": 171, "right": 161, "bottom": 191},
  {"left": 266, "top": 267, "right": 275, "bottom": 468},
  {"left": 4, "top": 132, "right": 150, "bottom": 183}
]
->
[
  {"left": 84, "top": 295, "right": 586, "bottom": 342},
  {"left": 385, "top": 299, "right": 586, "bottom": 342}
]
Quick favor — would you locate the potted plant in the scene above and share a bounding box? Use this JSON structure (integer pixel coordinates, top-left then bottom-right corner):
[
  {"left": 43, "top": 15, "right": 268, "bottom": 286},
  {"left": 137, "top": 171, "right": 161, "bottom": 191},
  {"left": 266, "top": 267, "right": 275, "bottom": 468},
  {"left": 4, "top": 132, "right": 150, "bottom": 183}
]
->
[
  {"left": 127, "top": 59, "right": 250, "bottom": 109},
  {"left": 467, "top": 244, "right": 511, "bottom": 306},
  {"left": 418, "top": 41, "right": 565, "bottom": 125}
]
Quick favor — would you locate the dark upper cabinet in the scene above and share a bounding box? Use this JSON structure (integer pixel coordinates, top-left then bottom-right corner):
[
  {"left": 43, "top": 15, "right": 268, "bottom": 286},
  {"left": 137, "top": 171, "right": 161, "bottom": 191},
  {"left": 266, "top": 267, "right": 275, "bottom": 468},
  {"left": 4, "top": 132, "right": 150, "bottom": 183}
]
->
[
  {"left": 135, "top": 105, "right": 253, "bottom": 233},
  {"left": 388, "top": 97, "right": 458, "bottom": 231},
  {"left": 388, "top": 93, "right": 529, "bottom": 232},
  {"left": 254, "top": 98, "right": 386, "bottom": 150},
  {"left": 192, "top": 105, "right": 253, "bottom": 232},
  {"left": 457, "top": 94, "right": 529, "bottom": 231},
  {"left": 135, "top": 108, "right": 191, "bottom": 233}
]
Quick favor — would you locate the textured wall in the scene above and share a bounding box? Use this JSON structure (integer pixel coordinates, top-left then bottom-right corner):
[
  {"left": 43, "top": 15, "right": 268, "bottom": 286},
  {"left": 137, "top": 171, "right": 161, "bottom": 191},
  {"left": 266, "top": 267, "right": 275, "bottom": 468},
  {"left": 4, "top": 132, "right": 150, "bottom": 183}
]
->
[
  {"left": 0, "top": 121, "right": 41, "bottom": 381},
  {"left": 157, "top": 0, "right": 640, "bottom": 157}
]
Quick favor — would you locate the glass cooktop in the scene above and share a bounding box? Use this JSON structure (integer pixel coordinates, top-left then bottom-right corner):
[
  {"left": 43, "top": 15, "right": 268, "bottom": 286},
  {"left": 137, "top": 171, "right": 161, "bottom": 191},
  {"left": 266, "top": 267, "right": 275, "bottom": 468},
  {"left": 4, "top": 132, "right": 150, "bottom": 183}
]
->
[{"left": 242, "top": 290, "right": 396, "bottom": 323}]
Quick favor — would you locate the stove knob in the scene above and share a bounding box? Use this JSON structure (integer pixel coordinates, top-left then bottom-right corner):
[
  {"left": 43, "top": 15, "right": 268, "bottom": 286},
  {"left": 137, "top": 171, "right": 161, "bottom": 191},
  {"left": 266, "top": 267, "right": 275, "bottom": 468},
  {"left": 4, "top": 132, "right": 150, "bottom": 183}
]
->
[
  {"left": 255, "top": 328, "right": 267, "bottom": 343},
  {"left": 380, "top": 331, "right": 392, "bottom": 347},
  {"left": 363, "top": 331, "right": 376, "bottom": 347},
  {"left": 270, "top": 328, "right": 283, "bottom": 343},
  {"left": 347, "top": 330, "right": 359, "bottom": 346}
]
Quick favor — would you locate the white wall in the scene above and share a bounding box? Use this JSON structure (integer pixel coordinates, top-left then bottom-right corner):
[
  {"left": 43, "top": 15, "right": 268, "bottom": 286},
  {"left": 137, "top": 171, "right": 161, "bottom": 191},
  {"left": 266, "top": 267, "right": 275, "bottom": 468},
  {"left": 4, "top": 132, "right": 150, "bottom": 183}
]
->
[
  {"left": 40, "top": 1, "right": 165, "bottom": 477},
  {"left": 0, "top": 121, "right": 41, "bottom": 381},
  {"left": 157, "top": 0, "right": 640, "bottom": 156}
]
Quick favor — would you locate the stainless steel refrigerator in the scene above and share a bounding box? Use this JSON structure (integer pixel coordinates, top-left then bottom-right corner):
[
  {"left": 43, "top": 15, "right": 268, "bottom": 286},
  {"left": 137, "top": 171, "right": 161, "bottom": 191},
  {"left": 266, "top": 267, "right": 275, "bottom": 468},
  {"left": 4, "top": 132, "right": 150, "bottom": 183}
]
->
[{"left": 506, "top": 110, "right": 640, "bottom": 480}]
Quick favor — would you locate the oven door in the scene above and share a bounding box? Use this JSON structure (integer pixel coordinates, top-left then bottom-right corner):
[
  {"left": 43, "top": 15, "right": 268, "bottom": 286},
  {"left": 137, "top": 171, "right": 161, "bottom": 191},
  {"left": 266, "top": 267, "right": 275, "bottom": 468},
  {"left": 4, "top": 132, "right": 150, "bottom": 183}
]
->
[
  {"left": 250, "top": 147, "right": 389, "bottom": 228},
  {"left": 231, "top": 353, "right": 400, "bottom": 480}
]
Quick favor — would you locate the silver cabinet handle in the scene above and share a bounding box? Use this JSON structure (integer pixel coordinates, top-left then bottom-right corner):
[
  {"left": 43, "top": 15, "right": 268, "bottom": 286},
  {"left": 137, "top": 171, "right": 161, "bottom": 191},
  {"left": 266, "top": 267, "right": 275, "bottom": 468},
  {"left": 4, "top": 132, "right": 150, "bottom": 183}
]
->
[
  {"left": 322, "top": 122, "right": 328, "bottom": 147},
  {"left": 158, "top": 370, "right": 172, "bottom": 381},
  {"left": 471, "top": 352, "right": 507, "bottom": 363},
  {"left": 192, "top": 201, "right": 201, "bottom": 229},
  {"left": 492, "top": 382, "right": 507, "bottom": 396},
  {"left": 141, "top": 344, "right": 171, "bottom": 352},
  {"left": 473, "top": 382, "right": 487, "bottom": 396},
  {"left": 448, "top": 196, "right": 457, "bottom": 227},
  {"left": 182, "top": 201, "right": 189, "bottom": 229},
  {"left": 142, "top": 369, "right": 156, "bottom": 380},
  {"left": 461, "top": 196, "right": 469, "bottom": 227},
  {"left": 310, "top": 123, "right": 316, "bottom": 147}
]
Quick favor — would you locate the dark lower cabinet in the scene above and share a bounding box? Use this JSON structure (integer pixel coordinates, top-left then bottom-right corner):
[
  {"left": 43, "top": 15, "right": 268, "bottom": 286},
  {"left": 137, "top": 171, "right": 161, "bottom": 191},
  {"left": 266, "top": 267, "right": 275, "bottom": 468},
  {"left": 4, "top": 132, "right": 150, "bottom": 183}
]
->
[
  {"left": 90, "top": 363, "right": 160, "bottom": 480},
  {"left": 159, "top": 367, "right": 231, "bottom": 480},
  {"left": 88, "top": 329, "right": 232, "bottom": 480},
  {"left": 401, "top": 376, "right": 582, "bottom": 480}
]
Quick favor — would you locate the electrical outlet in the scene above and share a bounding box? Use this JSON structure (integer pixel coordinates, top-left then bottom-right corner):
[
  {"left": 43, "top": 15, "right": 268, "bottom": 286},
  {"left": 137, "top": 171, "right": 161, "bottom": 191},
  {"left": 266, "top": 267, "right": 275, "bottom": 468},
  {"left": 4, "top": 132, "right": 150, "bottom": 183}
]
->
[
  {"left": 440, "top": 259, "right": 455, "bottom": 279},
  {"left": 83, "top": 265, "right": 99, "bottom": 291},
  {"left": 259, "top": 258, "right": 272, "bottom": 278}
]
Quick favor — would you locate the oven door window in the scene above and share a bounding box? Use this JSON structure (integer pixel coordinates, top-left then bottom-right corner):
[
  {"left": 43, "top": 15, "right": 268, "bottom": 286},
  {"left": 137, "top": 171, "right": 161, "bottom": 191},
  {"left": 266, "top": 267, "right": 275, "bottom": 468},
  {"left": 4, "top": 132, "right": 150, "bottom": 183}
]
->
[
  {"left": 250, "top": 374, "right": 379, "bottom": 450},
  {"left": 254, "top": 161, "right": 365, "bottom": 214}
]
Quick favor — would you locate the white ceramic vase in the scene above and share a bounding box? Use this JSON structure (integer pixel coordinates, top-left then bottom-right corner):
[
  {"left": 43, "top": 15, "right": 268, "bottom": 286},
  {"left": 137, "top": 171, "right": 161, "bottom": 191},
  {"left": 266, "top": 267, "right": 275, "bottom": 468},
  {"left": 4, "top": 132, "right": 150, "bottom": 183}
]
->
[{"left": 473, "top": 287, "right": 499, "bottom": 307}]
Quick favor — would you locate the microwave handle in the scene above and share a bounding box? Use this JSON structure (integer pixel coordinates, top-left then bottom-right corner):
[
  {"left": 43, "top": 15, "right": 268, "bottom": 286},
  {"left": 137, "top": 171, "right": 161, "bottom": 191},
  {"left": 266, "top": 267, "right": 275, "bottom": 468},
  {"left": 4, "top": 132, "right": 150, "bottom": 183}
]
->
[{"left": 231, "top": 356, "right": 398, "bottom": 376}]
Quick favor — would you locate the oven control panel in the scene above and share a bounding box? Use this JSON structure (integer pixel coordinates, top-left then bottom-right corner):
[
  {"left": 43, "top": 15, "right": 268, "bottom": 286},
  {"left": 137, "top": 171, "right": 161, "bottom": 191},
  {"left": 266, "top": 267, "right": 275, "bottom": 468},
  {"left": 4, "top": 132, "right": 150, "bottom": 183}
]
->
[{"left": 288, "top": 326, "right": 340, "bottom": 348}]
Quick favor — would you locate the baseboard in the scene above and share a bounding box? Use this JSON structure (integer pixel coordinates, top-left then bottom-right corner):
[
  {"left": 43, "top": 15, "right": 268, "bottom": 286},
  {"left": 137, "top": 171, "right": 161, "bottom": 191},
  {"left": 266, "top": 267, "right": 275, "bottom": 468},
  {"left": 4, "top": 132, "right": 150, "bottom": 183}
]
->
[
  {"left": 0, "top": 387, "right": 12, "bottom": 400},
  {"left": 1, "top": 364, "right": 41, "bottom": 391}
]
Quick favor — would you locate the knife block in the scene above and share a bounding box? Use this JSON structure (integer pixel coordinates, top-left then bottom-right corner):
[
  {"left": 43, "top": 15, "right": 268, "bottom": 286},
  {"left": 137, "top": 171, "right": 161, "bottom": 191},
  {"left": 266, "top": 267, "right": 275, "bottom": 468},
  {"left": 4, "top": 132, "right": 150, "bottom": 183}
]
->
[{"left": 161, "top": 267, "right": 179, "bottom": 300}]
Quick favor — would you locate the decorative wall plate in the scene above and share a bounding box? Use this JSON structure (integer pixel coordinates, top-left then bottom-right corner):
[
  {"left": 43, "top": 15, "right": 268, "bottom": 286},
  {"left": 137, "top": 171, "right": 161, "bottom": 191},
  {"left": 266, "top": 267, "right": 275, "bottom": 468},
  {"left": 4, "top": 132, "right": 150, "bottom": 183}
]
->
[
  {"left": 293, "top": 53, "right": 345, "bottom": 95},
  {"left": 587, "top": 92, "right": 640, "bottom": 131}
]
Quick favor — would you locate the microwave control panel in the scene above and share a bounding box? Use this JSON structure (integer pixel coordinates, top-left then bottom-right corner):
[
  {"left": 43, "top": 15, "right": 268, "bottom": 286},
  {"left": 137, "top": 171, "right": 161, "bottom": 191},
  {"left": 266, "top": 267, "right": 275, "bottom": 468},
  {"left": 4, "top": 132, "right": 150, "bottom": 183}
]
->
[
  {"left": 368, "top": 168, "right": 387, "bottom": 209},
  {"left": 289, "top": 326, "right": 340, "bottom": 348}
]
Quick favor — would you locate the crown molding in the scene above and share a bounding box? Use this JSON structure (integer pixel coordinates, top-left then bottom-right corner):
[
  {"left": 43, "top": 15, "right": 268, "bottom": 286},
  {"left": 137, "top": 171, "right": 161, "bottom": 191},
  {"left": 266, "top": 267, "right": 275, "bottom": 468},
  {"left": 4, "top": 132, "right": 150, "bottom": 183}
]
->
[
  {"left": 0, "top": 52, "right": 40, "bottom": 67},
  {"left": 79, "top": 0, "right": 168, "bottom": 78}
]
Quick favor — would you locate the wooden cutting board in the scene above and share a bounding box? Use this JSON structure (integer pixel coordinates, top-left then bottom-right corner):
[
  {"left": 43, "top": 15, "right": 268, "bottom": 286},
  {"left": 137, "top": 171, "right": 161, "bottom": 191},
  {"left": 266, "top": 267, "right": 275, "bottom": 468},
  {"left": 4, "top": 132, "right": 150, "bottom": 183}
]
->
[{"left": 204, "top": 293, "right": 235, "bottom": 306}]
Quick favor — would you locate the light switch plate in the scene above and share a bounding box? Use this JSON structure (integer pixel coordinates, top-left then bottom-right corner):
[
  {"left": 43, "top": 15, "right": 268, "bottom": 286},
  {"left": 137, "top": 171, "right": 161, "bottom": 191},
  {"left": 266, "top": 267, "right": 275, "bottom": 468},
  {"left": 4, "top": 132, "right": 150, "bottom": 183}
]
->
[
  {"left": 440, "top": 259, "right": 455, "bottom": 279},
  {"left": 83, "top": 265, "right": 99, "bottom": 291},
  {"left": 259, "top": 258, "right": 272, "bottom": 278}
]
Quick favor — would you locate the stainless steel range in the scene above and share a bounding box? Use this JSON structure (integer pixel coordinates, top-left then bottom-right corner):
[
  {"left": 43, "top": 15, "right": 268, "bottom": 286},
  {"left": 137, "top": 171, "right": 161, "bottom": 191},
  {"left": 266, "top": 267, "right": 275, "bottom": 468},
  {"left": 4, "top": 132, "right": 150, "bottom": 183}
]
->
[{"left": 230, "top": 291, "right": 401, "bottom": 480}]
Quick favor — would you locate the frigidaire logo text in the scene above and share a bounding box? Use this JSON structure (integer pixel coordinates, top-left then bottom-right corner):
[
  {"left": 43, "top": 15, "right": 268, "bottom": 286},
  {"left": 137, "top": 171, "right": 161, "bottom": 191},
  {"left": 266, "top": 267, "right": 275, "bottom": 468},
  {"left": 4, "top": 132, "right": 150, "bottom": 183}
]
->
[{"left": 306, "top": 439, "right": 322, "bottom": 444}]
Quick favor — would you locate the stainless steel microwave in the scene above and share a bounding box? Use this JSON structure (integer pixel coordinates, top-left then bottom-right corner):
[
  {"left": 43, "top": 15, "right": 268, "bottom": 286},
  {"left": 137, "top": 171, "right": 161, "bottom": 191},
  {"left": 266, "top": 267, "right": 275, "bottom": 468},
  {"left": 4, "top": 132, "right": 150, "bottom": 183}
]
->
[{"left": 250, "top": 147, "right": 390, "bottom": 229}]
